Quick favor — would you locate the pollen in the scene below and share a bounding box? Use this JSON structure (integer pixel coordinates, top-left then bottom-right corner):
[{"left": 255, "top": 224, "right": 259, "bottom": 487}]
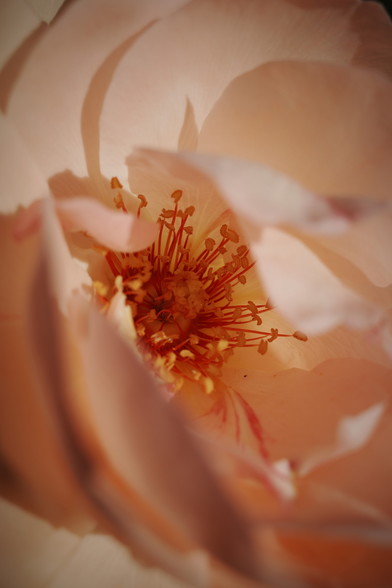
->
[{"left": 101, "top": 180, "right": 307, "bottom": 394}]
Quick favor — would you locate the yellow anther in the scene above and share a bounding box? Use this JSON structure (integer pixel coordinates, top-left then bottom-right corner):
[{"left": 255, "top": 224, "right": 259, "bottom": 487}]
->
[
  {"left": 293, "top": 330, "right": 308, "bottom": 342},
  {"left": 179, "top": 349, "right": 195, "bottom": 359},
  {"left": 258, "top": 339, "right": 268, "bottom": 355},
  {"left": 268, "top": 328, "right": 279, "bottom": 342},
  {"left": 161, "top": 209, "right": 175, "bottom": 218},
  {"left": 226, "top": 228, "right": 239, "bottom": 243},
  {"left": 241, "top": 256, "right": 250, "bottom": 269},
  {"left": 137, "top": 194, "right": 147, "bottom": 208},
  {"left": 205, "top": 238, "right": 215, "bottom": 251},
  {"left": 111, "top": 177, "right": 123, "bottom": 189},
  {"left": 171, "top": 189, "right": 183, "bottom": 203},
  {"left": 217, "top": 339, "right": 229, "bottom": 352},
  {"left": 237, "top": 245, "right": 247, "bottom": 256},
  {"left": 94, "top": 281, "right": 108, "bottom": 297},
  {"left": 203, "top": 376, "right": 215, "bottom": 395}
]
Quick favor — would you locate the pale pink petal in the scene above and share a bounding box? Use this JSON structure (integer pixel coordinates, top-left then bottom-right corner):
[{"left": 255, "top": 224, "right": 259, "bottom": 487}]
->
[
  {"left": 4, "top": 0, "right": 190, "bottom": 183},
  {"left": 130, "top": 148, "right": 372, "bottom": 236},
  {"left": 106, "top": 288, "right": 136, "bottom": 343},
  {"left": 25, "top": 0, "right": 67, "bottom": 23},
  {"left": 126, "top": 150, "right": 231, "bottom": 248},
  {"left": 40, "top": 199, "right": 91, "bottom": 313},
  {"left": 254, "top": 227, "right": 383, "bottom": 335},
  {"left": 0, "top": 498, "right": 189, "bottom": 588},
  {"left": 199, "top": 61, "right": 392, "bottom": 202},
  {"left": 298, "top": 403, "right": 385, "bottom": 476},
  {"left": 0, "top": 114, "right": 47, "bottom": 213},
  {"left": 56, "top": 197, "right": 159, "bottom": 253},
  {"left": 15, "top": 197, "right": 158, "bottom": 253},
  {"left": 315, "top": 211, "right": 392, "bottom": 288},
  {"left": 99, "top": 0, "right": 392, "bottom": 176}
]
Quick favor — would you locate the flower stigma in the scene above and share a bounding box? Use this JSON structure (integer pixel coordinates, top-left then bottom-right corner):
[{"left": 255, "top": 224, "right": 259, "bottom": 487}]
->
[{"left": 96, "top": 178, "right": 307, "bottom": 395}]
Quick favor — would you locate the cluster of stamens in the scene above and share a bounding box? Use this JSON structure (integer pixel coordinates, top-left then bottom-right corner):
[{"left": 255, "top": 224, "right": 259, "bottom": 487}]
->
[{"left": 97, "top": 180, "right": 307, "bottom": 394}]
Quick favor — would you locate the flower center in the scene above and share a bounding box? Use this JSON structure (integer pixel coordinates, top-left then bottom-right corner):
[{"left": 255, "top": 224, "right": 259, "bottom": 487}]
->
[{"left": 99, "top": 180, "right": 307, "bottom": 393}]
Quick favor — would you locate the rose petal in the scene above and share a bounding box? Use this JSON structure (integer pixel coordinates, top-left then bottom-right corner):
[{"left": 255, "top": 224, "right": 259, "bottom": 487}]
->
[
  {"left": 298, "top": 403, "right": 385, "bottom": 476},
  {"left": 224, "top": 357, "right": 392, "bottom": 518},
  {"left": 0, "top": 114, "right": 47, "bottom": 213},
  {"left": 100, "top": 0, "right": 392, "bottom": 175},
  {"left": 15, "top": 197, "right": 159, "bottom": 254},
  {"left": 69, "top": 295, "right": 261, "bottom": 580},
  {"left": 4, "top": 0, "right": 189, "bottom": 182},
  {"left": 199, "top": 60, "right": 392, "bottom": 201},
  {"left": 40, "top": 199, "right": 91, "bottom": 314},
  {"left": 254, "top": 227, "right": 383, "bottom": 335},
  {"left": 131, "top": 148, "right": 369, "bottom": 236}
]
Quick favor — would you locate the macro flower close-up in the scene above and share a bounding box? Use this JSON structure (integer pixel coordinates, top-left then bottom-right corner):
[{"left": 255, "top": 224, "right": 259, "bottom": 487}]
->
[{"left": 1, "top": 0, "right": 392, "bottom": 586}]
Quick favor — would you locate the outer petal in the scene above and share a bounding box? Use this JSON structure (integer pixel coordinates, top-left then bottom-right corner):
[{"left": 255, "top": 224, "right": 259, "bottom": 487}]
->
[
  {"left": 99, "top": 0, "right": 392, "bottom": 178},
  {"left": 130, "top": 148, "right": 370, "bottom": 235},
  {"left": 0, "top": 113, "right": 47, "bottom": 213},
  {"left": 3, "top": 0, "right": 190, "bottom": 183},
  {"left": 224, "top": 357, "right": 392, "bottom": 520},
  {"left": 15, "top": 197, "right": 159, "bottom": 253},
  {"left": 0, "top": 498, "right": 187, "bottom": 588},
  {"left": 255, "top": 227, "right": 383, "bottom": 335},
  {"left": 199, "top": 60, "right": 392, "bottom": 202}
]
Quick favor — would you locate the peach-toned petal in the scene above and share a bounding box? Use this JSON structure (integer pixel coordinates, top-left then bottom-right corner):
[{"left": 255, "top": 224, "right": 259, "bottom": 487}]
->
[
  {"left": 0, "top": 114, "right": 47, "bottom": 213},
  {"left": 315, "top": 211, "right": 392, "bottom": 288},
  {"left": 199, "top": 61, "right": 392, "bottom": 201},
  {"left": 15, "top": 197, "right": 158, "bottom": 254},
  {"left": 99, "top": 0, "right": 392, "bottom": 177},
  {"left": 69, "top": 295, "right": 261, "bottom": 580},
  {"left": 0, "top": 498, "right": 189, "bottom": 588},
  {"left": 4, "top": 0, "right": 190, "bottom": 184},
  {"left": 224, "top": 357, "right": 392, "bottom": 518},
  {"left": 130, "top": 148, "right": 374, "bottom": 236},
  {"left": 39, "top": 199, "right": 91, "bottom": 313},
  {"left": 298, "top": 403, "right": 385, "bottom": 476},
  {"left": 106, "top": 288, "right": 137, "bottom": 343},
  {"left": 56, "top": 197, "right": 159, "bottom": 253},
  {"left": 255, "top": 227, "right": 383, "bottom": 335}
]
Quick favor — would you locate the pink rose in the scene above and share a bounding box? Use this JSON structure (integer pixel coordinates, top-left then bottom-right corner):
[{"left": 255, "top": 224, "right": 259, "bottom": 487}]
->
[{"left": 1, "top": 0, "right": 392, "bottom": 586}]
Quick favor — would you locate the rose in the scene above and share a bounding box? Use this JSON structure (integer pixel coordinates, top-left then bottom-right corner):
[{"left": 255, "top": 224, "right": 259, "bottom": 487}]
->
[{"left": 1, "top": 0, "right": 392, "bottom": 586}]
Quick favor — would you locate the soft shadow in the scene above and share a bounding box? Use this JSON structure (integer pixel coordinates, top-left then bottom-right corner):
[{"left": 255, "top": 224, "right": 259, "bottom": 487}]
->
[
  {"left": 177, "top": 97, "right": 199, "bottom": 151},
  {"left": 81, "top": 21, "right": 156, "bottom": 191},
  {"left": 0, "top": 23, "right": 47, "bottom": 113}
]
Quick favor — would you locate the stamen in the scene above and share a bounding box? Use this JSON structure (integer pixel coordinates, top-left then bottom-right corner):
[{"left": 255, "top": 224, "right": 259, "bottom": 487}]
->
[{"left": 101, "top": 183, "right": 307, "bottom": 393}]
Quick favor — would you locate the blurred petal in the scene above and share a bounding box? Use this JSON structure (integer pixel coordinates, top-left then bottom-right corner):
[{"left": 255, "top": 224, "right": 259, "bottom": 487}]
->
[
  {"left": 0, "top": 114, "right": 47, "bottom": 213},
  {"left": 68, "top": 295, "right": 262, "bottom": 580},
  {"left": 298, "top": 403, "right": 385, "bottom": 476},
  {"left": 0, "top": 498, "right": 187, "bottom": 588}
]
